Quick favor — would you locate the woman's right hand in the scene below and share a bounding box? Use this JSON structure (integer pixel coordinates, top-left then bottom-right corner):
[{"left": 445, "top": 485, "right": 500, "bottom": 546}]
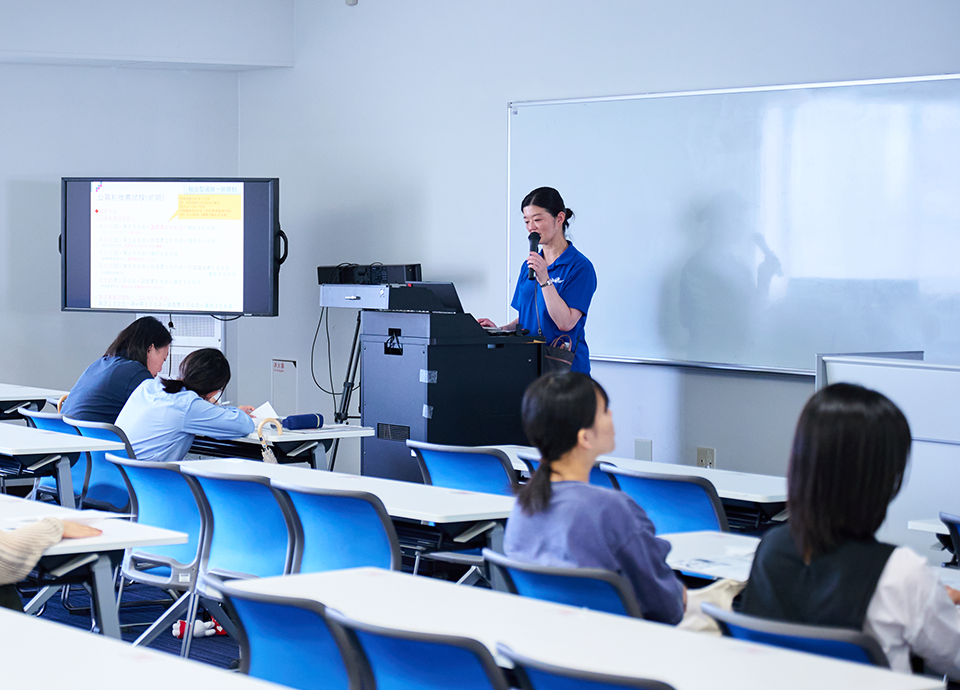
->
[
  {"left": 60, "top": 520, "right": 102, "bottom": 539},
  {"left": 477, "top": 318, "right": 498, "bottom": 328}
]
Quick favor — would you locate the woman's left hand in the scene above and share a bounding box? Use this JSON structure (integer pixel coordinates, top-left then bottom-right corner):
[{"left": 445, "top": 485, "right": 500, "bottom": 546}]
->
[
  {"left": 526, "top": 252, "right": 549, "bottom": 284},
  {"left": 238, "top": 405, "right": 256, "bottom": 416}
]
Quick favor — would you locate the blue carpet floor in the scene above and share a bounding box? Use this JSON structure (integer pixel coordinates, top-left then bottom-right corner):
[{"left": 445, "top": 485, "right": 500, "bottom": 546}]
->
[{"left": 16, "top": 580, "right": 239, "bottom": 668}]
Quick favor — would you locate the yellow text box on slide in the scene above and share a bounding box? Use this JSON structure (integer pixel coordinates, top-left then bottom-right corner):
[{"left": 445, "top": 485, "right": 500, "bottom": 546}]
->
[{"left": 169, "top": 195, "right": 241, "bottom": 221}]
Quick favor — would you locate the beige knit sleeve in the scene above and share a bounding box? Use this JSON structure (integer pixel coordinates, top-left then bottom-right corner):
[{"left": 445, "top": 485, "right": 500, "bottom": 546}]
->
[{"left": 0, "top": 517, "right": 64, "bottom": 585}]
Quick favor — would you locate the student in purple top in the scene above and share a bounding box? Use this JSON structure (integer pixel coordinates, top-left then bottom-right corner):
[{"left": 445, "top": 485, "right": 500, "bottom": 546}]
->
[
  {"left": 62, "top": 316, "right": 172, "bottom": 423},
  {"left": 503, "top": 372, "right": 686, "bottom": 624}
]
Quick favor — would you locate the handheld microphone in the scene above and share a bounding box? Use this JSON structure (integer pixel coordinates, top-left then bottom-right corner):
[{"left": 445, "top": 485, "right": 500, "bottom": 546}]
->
[{"left": 527, "top": 232, "right": 541, "bottom": 280}]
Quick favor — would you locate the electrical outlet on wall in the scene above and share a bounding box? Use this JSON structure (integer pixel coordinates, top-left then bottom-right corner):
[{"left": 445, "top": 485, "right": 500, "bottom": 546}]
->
[
  {"left": 696, "top": 446, "right": 716, "bottom": 469},
  {"left": 634, "top": 439, "right": 653, "bottom": 462}
]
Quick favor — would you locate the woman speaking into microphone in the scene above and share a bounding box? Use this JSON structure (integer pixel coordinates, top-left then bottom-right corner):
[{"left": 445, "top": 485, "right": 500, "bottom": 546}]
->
[{"left": 479, "top": 187, "right": 597, "bottom": 374}]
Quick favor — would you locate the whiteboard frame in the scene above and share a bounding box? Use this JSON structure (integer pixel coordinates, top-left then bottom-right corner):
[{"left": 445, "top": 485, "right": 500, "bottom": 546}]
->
[{"left": 507, "top": 73, "right": 960, "bottom": 376}]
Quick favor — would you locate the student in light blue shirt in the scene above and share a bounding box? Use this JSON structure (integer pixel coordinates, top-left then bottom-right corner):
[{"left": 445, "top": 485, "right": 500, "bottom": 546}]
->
[
  {"left": 116, "top": 348, "right": 254, "bottom": 462},
  {"left": 503, "top": 372, "right": 685, "bottom": 624}
]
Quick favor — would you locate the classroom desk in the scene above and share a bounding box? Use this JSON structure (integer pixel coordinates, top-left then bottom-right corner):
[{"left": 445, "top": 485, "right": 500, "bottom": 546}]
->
[
  {"left": 492, "top": 445, "right": 787, "bottom": 532},
  {"left": 0, "top": 383, "right": 67, "bottom": 415},
  {"left": 0, "top": 422, "right": 124, "bottom": 508},
  {"left": 228, "top": 567, "right": 938, "bottom": 690},
  {"left": 0, "top": 495, "right": 186, "bottom": 638},
  {"left": 908, "top": 518, "right": 948, "bottom": 536},
  {"left": 0, "top": 607, "right": 280, "bottom": 689},
  {"left": 191, "top": 424, "right": 374, "bottom": 470},
  {"left": 661, "top": 531, "right": 760, "bottom": 582}
]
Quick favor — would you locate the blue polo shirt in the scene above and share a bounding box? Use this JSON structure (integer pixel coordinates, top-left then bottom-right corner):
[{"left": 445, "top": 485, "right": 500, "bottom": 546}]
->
[{"left": 511, "top": 242, "right": 597, "bottom": 374}]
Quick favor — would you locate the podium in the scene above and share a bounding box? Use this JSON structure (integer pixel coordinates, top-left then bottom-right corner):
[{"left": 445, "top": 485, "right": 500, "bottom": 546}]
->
[{"left": 359, "top": 309, "right": 540, "bottom": 482}]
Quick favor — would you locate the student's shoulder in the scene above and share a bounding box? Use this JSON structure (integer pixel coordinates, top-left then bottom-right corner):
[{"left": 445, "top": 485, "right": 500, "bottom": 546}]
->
[{"left": 557, "top": 482, "right": 637, "bottom": 518}]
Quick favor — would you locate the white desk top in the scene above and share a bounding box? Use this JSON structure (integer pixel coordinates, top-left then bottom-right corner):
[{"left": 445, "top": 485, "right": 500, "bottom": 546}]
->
[
  {"left": 0, "top": 607, "right": 281, "bottom": 689},
  {"left": 182, "top": 458, "right": 515, "bottom": 523},
  {"left": 230, "top": 568, "right": 937, "bottom": 690},
  {"left": 662, "top": 531, "right": 760, "bottom": 582},
  {"left": 236, "top": 423, "right": 374, "bottom": 445},
  {"left": 0, "top": 494, "right": 186, "bottom": 555},
  {"left": 0, "top": 423, "right": 124, "bottom": 455},
  {"left": 0, "top": 383, "right": 68, "bottom": 402},
  {"left": 493, "top": 446, "right": 787, "bottom": 503},
  {"left": 908, "top": 518, "right": 948, "bottom": 536}
]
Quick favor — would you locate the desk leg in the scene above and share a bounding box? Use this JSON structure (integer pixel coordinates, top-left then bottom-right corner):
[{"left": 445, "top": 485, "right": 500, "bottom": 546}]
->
[
  {"left": 56, "top": 458, "right": 75, "bottom": 509},
  {"left": 487, "top": 521, "right": 508, "bottom": 593},
  {"left": 89, "top": 555, "right": 121, "bottom": 639},
  {"left": 23, "top": 585, "right": 62, "bottom": 614}
]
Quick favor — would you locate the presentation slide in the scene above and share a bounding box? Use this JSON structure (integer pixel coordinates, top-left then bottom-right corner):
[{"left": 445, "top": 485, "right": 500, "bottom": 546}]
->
[{"left": 89, "top": 181, "right": 245, "bottom": 312}]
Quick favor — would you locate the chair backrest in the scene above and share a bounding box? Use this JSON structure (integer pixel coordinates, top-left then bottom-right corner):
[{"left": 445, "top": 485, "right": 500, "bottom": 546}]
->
[
  {"left": 106, "top": 453, "right": 204, "bottom": 574},
  {"left": 601, "top": 465, "right": 728, "bottom": 533},
  {"left": 940, "top": 512, "right": 960, "bottom": 558},
  {"left": 482, "top": 548, "right": 642, "bottom": 618},
  {"left": 217, "top": 581, "right": 365, "bottom": 690},
  {"left": 517, "top": 450, "right": 614, "bottom": 488},
  {"left": 701, "top": 603, "right": 889, "bottom": 667},
  {"left": 271, "top": 480, "right": 402, "bottom": 574},
  {"left": 407, "top": 440, "right": 518, "bottom": 496},
  {"left": 180, "top": 465, "right": 297, "bottom": 580},
  {"left": 326, "top": 608, "right": 510, "bottom": 690},
  {"left": 19, "top": 408, "right": 88, "bottom": 501},
  {"left": 497, "top": 643, "right": 676, "bottom": 690},
  {"left": 62, "top": 416, "right": 135, "bottom": 512}
]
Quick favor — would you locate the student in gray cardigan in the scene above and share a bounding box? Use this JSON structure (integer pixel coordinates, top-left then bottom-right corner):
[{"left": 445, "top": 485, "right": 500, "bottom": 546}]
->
[{"left": 503, "top": 372, "right": 685, "bottom": 625}]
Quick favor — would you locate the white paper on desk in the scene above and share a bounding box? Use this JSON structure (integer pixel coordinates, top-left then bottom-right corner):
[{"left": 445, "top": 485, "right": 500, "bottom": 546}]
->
[
  {"left": 670, "top": 555, "right": 755, "bottom": 583},
  {"left": 1, "top": 510, "right": 128, "bottom": 528},
  {"left": 251, "top": 402, "right": 280, "bottom": 423}
]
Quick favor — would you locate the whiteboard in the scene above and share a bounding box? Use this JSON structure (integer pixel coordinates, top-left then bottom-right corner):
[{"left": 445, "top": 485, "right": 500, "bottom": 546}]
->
[{"left": 508, "top": 76, "right": 960, "bottom": 373}]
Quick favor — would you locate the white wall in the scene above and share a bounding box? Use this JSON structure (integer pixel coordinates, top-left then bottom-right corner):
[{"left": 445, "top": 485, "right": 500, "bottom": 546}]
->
[
  {"left": 0, "top": 63, "right": 239, "bottom": 389},
  {"left": 235, "top": 0, "right": 960, "bottom": 474},
  {"left": 3, "top": 1, "right": 959, "bottom": 479},
  {"left": 0, "top": 0, "right": 294, "bottom": 68}
]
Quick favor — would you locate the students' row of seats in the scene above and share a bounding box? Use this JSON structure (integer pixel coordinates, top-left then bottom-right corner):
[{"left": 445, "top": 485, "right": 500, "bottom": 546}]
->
[
  {"left": 104, "top": 454, "right": 403, "bottom": 658},
  {"left": 408, "top": 440, "right": 728, "bottom": 533},
  {"left": 215, "top": 579, "right": 675, "bottom": 690}
]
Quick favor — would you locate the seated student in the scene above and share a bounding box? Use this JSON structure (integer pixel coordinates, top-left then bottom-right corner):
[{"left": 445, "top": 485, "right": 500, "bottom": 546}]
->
[
  {"left": 503, "top": 372, "right": 685, "bottom": 624},
  {"left": 62, "top": 316, "right": 172, "bottom": 423},
  {"left": 742, "top": 383, "right": 960, "bottom": 676},
  {"left": 116, "top": 348, "right": 255, "bottom": 462},
  {"left": 0, "top": 519, "right": 101, "bottom": 611}
]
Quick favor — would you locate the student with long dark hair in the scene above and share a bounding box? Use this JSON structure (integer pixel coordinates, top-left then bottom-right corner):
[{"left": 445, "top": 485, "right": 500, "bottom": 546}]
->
[
  {"left": 62, "top": 316, "right": 173, "bottom": 422},
  {"left": 478, "top": 187, "right": 597, "bottom": 374},
  {"left": 116, "top": 348, "right": 254, "bottom": 462},
  {"left": 742, "top": 383, "right": 960, "bottom": 676},
  {"left": 503, "top": 372, "right": 685, "bottom": 624}
]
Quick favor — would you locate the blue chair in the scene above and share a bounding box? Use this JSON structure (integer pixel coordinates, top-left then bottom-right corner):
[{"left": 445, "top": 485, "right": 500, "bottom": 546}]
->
[
  {"left": 106, "top": 453, "right": 205, "bottom": 656},
  {"left": 406, "top": 440, "right": 518, "bottom": 496},
  {"left": 178, "top": 464, "right": 299, "bottom": 655},
  {"left": 326, "top": 608, "right": 511, "bottom": 690},
  {"left": 61, "top": 417, "right": 135, "bottom": 512},
  {"left": 701, "top": 602, "right": 889, "bottom": 667},
  {"left": 517, "top": 449, "right": 614, "bottom": 488},
  {"left": 271, "top": 481, "right": 402, "bottom": 574},
  {"left": 18, "top": 407, "right": 87, "bottom": 505},
  {"left": 498, "top": 643, "right": 676, "bottom": 690},
  {"left": 939, "top": 512, "right": 960, "bottom": 566},
  {"left": 216, "top": 581, "right": 366, "bottom": 690},
  {"left": 601, "top": 465, "right": 728, "bottom": 533},
  {"left": 482, "top": 548, "right": 642, "bottom": 618}
]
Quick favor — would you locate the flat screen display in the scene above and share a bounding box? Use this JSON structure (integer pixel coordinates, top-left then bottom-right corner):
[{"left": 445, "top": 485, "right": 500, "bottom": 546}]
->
[{"left": 61, "top": 177, "right": 282, "bottom": 316}]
